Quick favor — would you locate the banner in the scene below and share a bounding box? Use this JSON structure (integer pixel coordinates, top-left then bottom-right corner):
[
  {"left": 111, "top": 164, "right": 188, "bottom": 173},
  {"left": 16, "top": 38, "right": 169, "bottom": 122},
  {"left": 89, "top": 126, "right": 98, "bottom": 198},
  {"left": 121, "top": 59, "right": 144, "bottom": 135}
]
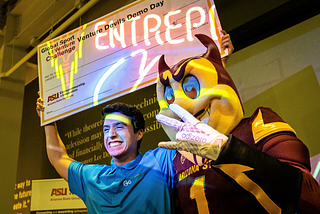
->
[{"left": 38, "top": 0, "right": 225, "bottom": 125}]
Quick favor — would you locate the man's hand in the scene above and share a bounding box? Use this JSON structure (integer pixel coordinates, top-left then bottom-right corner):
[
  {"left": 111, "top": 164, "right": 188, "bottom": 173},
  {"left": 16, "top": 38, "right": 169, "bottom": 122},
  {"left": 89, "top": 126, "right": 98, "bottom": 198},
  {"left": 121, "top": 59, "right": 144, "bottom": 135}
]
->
[
  {"left": 36, "top": 92, "right": 55, "bottom": 127},
  {"left": 36, "top": 91, "right": 45, "bottom": 117},
  {"left": 156, "top": 104, "right": 228, "bottom": 160},
  {"left": 221, "top": 30, "right": 234, "bottom": 67}
]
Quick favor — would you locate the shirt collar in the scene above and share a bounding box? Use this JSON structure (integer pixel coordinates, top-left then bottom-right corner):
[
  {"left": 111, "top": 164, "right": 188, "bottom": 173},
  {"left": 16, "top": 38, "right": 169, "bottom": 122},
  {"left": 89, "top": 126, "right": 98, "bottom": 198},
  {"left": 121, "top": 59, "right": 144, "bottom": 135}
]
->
[{"left": 110, "top": 152, "right": 143, "bottom": 172}]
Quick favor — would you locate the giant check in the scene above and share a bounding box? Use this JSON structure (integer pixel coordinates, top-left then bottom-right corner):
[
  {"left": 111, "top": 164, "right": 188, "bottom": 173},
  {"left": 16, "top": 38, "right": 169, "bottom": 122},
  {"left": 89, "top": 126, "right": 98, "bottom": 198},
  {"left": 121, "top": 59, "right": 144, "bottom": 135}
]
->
[{"left": 38, "top": 0, "right": 226, "bottom": 125}]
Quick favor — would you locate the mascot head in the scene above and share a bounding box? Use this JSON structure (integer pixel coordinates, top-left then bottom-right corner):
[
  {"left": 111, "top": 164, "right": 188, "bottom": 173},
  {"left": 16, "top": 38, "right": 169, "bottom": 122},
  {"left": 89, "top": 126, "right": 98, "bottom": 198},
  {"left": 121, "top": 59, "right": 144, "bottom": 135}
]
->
[{"left": 157, "top": 34, "right": 244, "bottom": 141}]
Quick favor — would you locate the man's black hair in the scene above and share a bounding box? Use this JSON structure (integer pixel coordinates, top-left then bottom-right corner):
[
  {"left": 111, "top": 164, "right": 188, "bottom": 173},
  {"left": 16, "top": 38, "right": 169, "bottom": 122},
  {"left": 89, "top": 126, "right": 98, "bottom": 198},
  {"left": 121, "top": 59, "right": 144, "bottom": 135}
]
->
[{"left": 101, "top": 102, "right": 145, "bottom": 150}]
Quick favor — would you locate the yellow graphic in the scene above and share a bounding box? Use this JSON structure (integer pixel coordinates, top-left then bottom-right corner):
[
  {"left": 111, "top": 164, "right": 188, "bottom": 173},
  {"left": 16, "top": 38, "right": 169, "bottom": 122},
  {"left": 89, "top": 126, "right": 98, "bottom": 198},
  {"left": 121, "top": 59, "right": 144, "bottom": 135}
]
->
[
  {"left": 47, "top": 24, "right": 86, "bottom": 99},
  {"left": 207, "top": 1, "right": 225, "bottom": 56},
  {"left": 212, "top": 164, "right": 281, "bottom": 214},
  {"left": 104, "top": 114, "right": 131, "bottom": 125},
  {"left": 190, "top": 176, "right": 209, "bottom": 214},
  {"left": 179, "top": 165, "right": 200, "bottom": 181},
  {"left": 252, "top": 109, "right": 296, "bottom": 144},
  {"left": 162, "top": 70, "right": 173, "bottom": 82}
]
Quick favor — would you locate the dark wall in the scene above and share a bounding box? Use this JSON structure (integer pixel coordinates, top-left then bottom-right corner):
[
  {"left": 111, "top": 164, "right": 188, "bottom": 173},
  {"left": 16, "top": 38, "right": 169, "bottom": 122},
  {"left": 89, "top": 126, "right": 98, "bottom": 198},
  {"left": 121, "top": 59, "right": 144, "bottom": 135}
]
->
[{"left": 215, "top": 0, "right": 320, "bottom": 51}]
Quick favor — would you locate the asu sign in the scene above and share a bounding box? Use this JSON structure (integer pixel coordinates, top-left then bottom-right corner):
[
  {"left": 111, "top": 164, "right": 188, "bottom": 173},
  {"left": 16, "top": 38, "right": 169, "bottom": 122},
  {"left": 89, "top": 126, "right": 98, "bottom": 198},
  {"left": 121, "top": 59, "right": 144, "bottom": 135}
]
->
[
  {"left": 30, "top": 179, "right": 86, "bottom": 212},
  {"left": 38, "top": 0, "right": 225, "bottom": 125}
]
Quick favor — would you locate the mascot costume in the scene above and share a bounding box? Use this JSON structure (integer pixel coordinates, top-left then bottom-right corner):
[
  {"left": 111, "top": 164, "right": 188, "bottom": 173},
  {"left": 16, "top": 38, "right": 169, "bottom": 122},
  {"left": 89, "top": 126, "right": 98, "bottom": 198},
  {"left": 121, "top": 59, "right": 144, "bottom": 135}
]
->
[{"left": 155, "top": 34, "right": 320, "bottom": 214}]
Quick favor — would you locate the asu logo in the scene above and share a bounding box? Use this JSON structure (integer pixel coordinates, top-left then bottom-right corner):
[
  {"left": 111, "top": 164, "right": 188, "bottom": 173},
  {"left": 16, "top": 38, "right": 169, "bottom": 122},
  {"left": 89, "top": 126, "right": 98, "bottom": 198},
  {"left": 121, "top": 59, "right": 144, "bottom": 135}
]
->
[
  {"left": 51, "top": 188, "right": 67, "bottom": 196},
  {"left": 47, "top": 93, "right": 59, "bottom": 102}
]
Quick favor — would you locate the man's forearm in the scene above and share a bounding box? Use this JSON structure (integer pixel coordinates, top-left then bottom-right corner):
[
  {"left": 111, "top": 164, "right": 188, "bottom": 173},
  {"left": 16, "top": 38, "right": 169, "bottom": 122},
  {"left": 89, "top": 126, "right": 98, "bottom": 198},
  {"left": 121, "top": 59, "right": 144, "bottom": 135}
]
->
[{"left": 44, "top": 123, "right": 73, "bottom": 180}]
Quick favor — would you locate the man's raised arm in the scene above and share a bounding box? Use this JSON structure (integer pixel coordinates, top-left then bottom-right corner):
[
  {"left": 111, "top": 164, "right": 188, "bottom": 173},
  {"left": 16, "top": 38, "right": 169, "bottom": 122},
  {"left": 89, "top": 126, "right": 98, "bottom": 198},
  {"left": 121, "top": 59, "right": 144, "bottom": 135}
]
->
[{"left": 36, "top": 96, "right": 74, "bottom": 181}]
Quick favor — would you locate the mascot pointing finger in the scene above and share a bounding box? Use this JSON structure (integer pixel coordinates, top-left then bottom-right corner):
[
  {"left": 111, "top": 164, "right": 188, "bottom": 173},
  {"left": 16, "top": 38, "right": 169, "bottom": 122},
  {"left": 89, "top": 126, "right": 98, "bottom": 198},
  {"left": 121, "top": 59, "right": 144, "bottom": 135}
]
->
[{"left": 156, "top": 34, "right": 320, "bottom": 214}]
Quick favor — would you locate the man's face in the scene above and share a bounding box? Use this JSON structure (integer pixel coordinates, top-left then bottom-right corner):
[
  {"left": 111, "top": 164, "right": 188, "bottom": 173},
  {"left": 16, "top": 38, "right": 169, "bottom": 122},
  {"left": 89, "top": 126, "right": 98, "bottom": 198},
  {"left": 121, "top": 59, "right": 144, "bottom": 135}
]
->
[{"left": 103, "top": 112, "right": 142, "bottom": 163}]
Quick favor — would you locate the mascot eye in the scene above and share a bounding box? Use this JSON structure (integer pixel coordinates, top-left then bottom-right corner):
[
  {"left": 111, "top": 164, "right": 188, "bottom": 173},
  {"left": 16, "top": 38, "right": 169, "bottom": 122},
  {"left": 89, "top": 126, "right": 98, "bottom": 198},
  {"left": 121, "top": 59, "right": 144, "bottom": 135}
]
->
[
  {"left": 164, "top": 86, "right": 175, "bottom": 105},
  {"left": 182, "top": 75, "right": 200, "bottom": 99}
]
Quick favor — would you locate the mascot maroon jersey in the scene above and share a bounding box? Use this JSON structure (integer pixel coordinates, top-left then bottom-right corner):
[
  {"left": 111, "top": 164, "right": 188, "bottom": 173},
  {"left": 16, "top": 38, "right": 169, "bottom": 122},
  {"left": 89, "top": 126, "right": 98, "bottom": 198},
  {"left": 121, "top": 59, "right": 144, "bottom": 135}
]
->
[{"left": 156, "top": 34, "right": 320, "bottom": 214}]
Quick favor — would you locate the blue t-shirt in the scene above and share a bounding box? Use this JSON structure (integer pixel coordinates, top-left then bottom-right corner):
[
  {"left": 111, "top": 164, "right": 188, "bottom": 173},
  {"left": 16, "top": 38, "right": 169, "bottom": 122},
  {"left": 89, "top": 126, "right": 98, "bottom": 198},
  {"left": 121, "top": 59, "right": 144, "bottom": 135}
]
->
[{"left": 68, "top": 148, "right": 177, "bottom": 214}]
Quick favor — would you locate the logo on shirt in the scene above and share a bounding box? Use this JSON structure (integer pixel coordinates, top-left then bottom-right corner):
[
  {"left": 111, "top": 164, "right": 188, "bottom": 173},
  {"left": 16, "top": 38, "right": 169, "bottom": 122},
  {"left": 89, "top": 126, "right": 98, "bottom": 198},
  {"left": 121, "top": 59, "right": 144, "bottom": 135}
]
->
[
  {"left": 181, "top": 155, "right": 186, "bottom": 164},
  {"left": 123, "top": 172, "right": 142, "bottom": 186}
]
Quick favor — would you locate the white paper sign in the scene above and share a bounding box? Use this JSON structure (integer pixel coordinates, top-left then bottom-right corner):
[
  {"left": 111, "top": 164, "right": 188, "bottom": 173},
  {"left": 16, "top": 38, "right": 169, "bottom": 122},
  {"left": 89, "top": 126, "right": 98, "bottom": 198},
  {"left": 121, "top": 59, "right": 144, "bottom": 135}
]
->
[{"left": 38, "top": 0, "right": 225, "bottom": 125}]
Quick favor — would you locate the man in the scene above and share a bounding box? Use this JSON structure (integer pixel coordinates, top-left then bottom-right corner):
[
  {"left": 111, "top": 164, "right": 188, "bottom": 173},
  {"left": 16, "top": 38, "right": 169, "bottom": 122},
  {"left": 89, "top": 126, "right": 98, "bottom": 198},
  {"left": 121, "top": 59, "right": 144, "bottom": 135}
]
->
[{"left": 36, "top": 101, "right": 177, "bottom": 213}]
